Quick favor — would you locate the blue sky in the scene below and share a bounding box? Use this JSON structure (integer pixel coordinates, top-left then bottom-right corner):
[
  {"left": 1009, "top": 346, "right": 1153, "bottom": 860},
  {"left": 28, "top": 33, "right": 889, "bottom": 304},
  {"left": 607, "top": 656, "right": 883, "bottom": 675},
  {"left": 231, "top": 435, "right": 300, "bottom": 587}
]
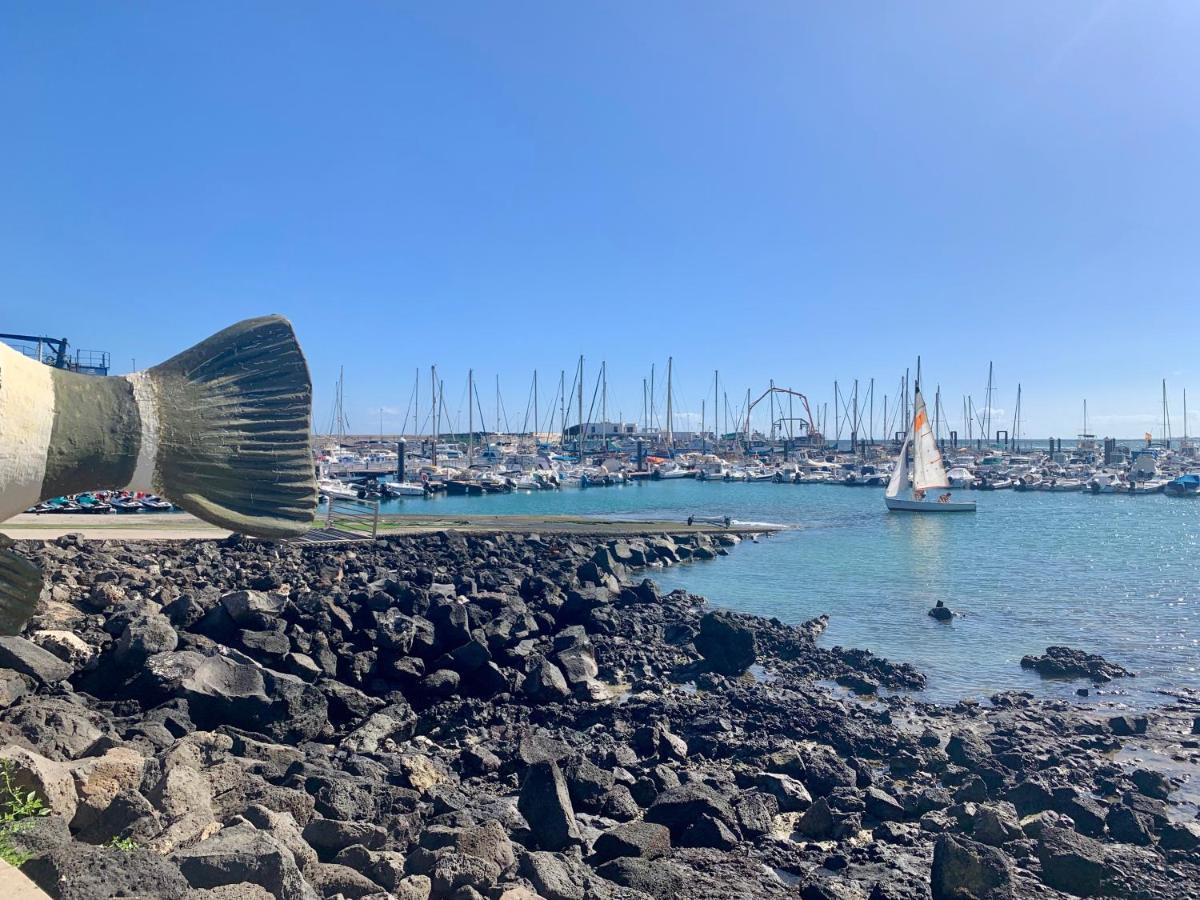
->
[{"left": 3, "top": 3, "right": 1199, "bottom": 439}]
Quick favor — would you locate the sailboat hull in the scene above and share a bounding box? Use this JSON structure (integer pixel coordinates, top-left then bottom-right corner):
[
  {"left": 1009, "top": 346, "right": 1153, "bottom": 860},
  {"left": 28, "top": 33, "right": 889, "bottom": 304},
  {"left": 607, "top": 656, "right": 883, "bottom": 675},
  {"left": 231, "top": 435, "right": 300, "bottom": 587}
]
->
[{"left": 885, "top": 496, "right": 976, "bottom": 512}]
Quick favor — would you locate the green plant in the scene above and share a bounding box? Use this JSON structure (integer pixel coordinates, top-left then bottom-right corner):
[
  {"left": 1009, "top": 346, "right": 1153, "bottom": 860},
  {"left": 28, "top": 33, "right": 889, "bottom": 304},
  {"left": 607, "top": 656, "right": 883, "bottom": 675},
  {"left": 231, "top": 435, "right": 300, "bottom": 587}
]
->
[
  {"left": 0, "top": 761, "right": 49, "bottom": 825},
  {"left": 108, "top": 836, "right": 138, "bottom": 852},
  {"left": 0, "top": 760, "right": 49, "bottom": 868}
]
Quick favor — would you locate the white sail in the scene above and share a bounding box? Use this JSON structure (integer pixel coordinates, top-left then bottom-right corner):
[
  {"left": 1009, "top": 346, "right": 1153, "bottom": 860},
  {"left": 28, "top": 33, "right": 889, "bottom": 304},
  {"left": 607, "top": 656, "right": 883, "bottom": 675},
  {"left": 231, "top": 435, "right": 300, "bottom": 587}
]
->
[
  {"left": 886, "top": 434, "right": 909, "bottom": 498},
  {"left": 911, "top": 386, "right": 950, "bottom": 491}
]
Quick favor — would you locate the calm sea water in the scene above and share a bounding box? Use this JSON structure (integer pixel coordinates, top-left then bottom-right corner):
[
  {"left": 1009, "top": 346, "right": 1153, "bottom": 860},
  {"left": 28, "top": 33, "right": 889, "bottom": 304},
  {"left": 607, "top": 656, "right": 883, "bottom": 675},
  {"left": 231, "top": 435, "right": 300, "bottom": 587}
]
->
[{"left": 378, "top": 481, "right": 1200, "bottom": 707}]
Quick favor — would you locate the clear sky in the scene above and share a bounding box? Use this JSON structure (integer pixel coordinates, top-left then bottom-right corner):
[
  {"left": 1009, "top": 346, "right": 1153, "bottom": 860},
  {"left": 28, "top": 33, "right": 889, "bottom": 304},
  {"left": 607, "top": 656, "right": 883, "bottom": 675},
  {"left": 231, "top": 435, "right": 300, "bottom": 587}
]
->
[{"left": 3, "top": 3, "right": 1199, "bottom": 440}]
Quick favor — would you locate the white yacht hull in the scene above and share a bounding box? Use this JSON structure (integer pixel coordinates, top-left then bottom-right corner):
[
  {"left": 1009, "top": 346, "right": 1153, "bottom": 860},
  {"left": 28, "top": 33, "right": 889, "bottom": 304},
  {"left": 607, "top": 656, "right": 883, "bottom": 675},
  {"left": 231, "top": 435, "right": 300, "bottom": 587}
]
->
[{"left": 885, "top": 496, "right": 976, "bottom": 512}]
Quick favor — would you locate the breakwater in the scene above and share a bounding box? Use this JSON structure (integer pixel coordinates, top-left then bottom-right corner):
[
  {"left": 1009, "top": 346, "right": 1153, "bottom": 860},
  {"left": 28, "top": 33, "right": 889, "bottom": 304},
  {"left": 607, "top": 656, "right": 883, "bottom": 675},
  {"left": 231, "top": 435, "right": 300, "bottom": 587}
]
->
[{"left": 0, "top": 531, "right": 1195, "bottom": 898}]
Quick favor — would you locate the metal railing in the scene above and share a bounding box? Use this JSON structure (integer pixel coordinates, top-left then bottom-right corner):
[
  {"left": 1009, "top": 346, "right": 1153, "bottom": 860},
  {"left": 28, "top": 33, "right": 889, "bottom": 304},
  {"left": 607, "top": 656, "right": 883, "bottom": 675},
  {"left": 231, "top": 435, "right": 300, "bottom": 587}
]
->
[{"left": 319, "top": 496, "right": 381, "bottom": 540}]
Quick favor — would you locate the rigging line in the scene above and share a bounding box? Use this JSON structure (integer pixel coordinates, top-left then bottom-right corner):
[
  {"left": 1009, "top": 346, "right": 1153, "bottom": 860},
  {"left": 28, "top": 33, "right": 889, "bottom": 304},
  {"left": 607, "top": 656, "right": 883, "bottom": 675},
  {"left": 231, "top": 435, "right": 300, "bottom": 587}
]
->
[
  {"left": 520, "top": 375, "right": 534, "bottom": 436},
  {"left": 582, "top": 364, "right": 605, "bottom": 444},
  {"left": 473, "top": 381, "right": 488, "bottom": 436},
  {"left": 497, "top": 379, "right": 512, "bottom": 435}
]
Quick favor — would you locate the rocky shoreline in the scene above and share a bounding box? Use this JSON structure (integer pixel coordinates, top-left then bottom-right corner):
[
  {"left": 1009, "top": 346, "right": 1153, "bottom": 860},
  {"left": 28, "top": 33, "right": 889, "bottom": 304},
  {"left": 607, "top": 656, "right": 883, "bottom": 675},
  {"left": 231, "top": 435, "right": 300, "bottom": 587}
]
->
[{"left": 0, "top": 530, "right": 1197, "bottom": 899}]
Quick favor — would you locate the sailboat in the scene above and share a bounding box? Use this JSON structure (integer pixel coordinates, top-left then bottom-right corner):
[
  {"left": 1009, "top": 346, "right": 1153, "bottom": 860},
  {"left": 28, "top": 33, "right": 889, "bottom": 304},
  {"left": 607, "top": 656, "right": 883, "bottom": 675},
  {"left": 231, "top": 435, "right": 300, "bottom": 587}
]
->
[{"left": 885, "top": 382, "right": 977, "bottom": 512}]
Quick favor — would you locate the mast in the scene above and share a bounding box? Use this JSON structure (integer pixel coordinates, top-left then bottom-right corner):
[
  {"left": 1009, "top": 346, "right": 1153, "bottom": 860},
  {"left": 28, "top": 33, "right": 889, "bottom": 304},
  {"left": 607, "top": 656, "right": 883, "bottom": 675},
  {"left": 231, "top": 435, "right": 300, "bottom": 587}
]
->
[
  {"left": 533, "top": 370, "right": 539, "bottom": 438},
  {"left": 1163, "top": 379, "right": 1171, "bottom": 446},
  {"left": 650, "top": 364, "right": 656, "bottom": 440},
  {"left": 601, "top": 361, "right": 608, "bottom": 451},
  {"left": 739, "top": 388, "right": 748, "bottom": 453},
  {"left": 666, "top": 357, "right": 674, "bottom": 451},
  {"left": 559, "top": 370, "right": 566, "bottom": 446},
  {"left": 577, "top": 356, "right": 584, "bottom": 458},
  {"left": 714, "top": 370, "right": 719, "bottom": 448},
  {"left": 467, "top": 369, "right": 474, "bottom": 465},
  {"left": 1184, "top": 388, "right": 1190, "bottom": 447},
  {"left": 431, "top": 365, "right": 438, "bottom": 467},
  {"left": 852, "top": 379, "right": 859, "bottom": 454},
  {"left": 984, "top": 361, "right": 994, "bottom": 446}
]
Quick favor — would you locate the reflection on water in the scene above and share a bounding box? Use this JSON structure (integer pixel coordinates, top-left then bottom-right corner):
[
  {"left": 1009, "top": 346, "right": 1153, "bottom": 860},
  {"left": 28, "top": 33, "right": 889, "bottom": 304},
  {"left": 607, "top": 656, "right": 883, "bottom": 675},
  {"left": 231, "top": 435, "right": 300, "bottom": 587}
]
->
[{"left": 380, "top": 480, "right": 1200, "bottom": 707}]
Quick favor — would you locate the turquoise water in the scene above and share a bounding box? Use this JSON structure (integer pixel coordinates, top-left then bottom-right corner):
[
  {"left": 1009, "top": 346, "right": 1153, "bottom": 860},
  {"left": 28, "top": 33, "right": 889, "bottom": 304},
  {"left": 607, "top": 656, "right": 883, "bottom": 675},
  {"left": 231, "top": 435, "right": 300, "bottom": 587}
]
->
[{"left": 378, "top": 481, "right": 1200, "bottom": 706}]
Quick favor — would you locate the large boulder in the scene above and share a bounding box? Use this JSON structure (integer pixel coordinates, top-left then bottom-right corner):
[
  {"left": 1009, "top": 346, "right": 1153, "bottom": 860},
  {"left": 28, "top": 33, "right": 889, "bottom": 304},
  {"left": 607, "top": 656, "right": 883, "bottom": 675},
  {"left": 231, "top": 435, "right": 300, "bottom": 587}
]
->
[
  {"left": 0, "top": 745, "right": 78, "bottom": 820},
  {"left": 25, "top": 844, "right": 189, "bottom": 900},
  {"left": 172, "top": 823, "right": 317, "bottom": 900},
  {"left": 1020, "top": 646, "right": 1132, "bottom": 682},
  {"left": 591, "top": 821, "right": 671, "bottom": 864},
  {"left": 148, "top": 652, "right": 327, "bottom": 743},
  {"left": 1037, "top": 827, "right": 1117, "bottom": 896},
  {"left": 692, "top": 612, "right": 756, "bottom": 675},
  {"left": 931, "top": 833, "right": 1013, "bottom": 900},
  {"left": 0, "top": 636, "right": 73, "bottom": 683},
  {"left": 518, "top": 759, "right": 581, "bottom": 851},
  {"left": 645, "top": 782, "right": 740, "bottom": 840}
]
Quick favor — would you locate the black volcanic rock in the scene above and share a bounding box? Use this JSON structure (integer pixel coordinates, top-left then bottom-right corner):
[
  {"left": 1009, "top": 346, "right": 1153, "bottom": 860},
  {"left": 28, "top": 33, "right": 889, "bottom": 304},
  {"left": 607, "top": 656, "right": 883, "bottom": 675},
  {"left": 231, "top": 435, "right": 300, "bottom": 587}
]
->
[
  {"left": 693, "top": 611, "right": 756, "bottom": 675},
  {"left": 1020, "top": 646, "right": 1133, "bottom": 682}
]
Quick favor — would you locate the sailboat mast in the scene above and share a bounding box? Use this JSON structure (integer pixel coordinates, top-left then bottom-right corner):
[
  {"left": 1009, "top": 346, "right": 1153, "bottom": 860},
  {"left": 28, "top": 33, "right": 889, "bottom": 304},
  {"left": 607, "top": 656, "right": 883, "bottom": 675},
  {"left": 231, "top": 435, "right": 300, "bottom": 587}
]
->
[
  {"left": 714, "top": 370, "right": 719, "bottom": 448},
  {"left": 431, "top": 366, "right": 438, "bottom": 467},
  {"left": 533, "top": 371, "right": 539, "bottom": 438},
  {"left": 601, "top": 361, "right": 608, "bottom": 452},
  {"left": 467, "top": 369, "right": 474, "bottom": 465},
  {"left": 1163, "top": 379, "right": 1171, "bottom": 446},
  {"left": 666, "top": 357, "right": 674, "bottom": 451},
  {"left": 577, "top": 356, "right": 584, "bottom": 458}
]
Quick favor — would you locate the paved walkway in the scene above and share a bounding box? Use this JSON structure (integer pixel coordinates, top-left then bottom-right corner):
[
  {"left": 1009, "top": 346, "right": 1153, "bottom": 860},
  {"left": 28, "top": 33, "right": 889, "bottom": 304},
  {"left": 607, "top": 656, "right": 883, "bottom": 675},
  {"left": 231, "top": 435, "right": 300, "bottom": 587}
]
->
[{"left": 0, "top": 861, "right": 51, "bottom": 899}]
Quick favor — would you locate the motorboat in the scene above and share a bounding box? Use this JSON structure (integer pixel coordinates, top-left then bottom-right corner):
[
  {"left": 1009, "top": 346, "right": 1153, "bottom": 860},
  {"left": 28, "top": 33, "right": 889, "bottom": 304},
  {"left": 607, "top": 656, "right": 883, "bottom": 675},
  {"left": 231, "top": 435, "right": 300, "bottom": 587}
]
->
[
  {"left": 318, "top": 479, "right": 361, "bottom": 501},
  {"left": 1086, "top": 471, "right": 1125, "bottom": 494},
  {"left": 381, "top": 480, "right": 426, "bottom": 497},
  {"left": 946, "top": 466, "right": 976, "bottom": 488},
  {"left": 1165, "top": 473, "right": 1200, "bottom": 496}
]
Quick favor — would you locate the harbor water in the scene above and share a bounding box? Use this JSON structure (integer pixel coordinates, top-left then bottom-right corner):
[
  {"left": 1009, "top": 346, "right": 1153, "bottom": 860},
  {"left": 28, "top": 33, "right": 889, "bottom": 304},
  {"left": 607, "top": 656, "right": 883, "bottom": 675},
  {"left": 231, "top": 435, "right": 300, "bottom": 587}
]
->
[{"left": 378, "top": 480, "right": 1199, "bottom": 707}]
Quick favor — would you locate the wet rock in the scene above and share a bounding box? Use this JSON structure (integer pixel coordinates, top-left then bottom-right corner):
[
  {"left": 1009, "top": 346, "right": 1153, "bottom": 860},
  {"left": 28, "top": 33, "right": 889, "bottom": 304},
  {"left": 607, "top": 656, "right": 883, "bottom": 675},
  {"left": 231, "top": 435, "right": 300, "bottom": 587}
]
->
[
  {"left": 1159, "top": 820, "right": 1200, "bottom": 852},
  {"left": 0, "top": 635, "right": 73, "bottom": 682},
  {"left": 1020, "top": 646, "right": 1133, "bottom": 682},
  {"left": 693, "top": 612, "right": 756, "bottom": 675},
  {"left": 1108, "top": 715, "right": 1148, "bottom": 736},
  {"left": 518, "top": 759, "right": 581, "bottom": 851},
  {"left": 928, "top": 601, "right": 953, "bottom": 621},
  {"left": 930, "top": 833, "right": 1012, "bottom": 900},
  {"left": 1130, "top": 767, "right": 1170, "bottom": 800}
]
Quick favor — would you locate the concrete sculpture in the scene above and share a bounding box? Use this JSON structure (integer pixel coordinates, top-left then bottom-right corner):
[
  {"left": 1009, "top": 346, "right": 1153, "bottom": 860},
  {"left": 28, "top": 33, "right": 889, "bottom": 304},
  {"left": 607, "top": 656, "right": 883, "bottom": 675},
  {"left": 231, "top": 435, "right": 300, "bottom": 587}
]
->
[{"left": 0, "top": 315, "right": 318, "bottom": 632}]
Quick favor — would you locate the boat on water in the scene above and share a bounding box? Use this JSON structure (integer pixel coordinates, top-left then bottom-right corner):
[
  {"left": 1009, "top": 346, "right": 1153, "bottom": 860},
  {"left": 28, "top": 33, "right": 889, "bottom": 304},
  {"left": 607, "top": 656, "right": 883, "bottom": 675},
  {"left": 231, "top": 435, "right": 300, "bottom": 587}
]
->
[
  {"left": 318, "top": 478, "right": 362, "bottom": 501},
  {"left": 381, "top": 480, "right": 427, "bottom": 497},
  {"left": 885, "top": 383, "right": 976, "bottom": 512},
  {"left": 1165, "top": 473, "right": 1200, "bottom": 496}
]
